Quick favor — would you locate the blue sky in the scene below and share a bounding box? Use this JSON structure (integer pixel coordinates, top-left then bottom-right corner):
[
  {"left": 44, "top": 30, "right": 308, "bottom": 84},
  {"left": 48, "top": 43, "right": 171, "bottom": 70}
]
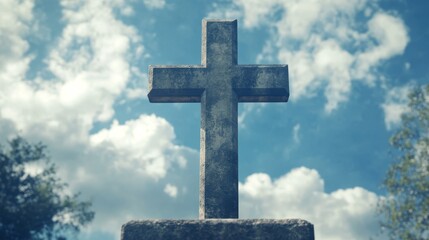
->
[{"left": 0, "top": 0, "right": 428, "bottom": 239}]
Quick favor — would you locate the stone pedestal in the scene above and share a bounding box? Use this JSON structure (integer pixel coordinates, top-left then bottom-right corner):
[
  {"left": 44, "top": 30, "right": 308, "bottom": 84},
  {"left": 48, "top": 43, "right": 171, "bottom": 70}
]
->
[{"left": 121, "top": 219, "right": 314, "bottom": 240}]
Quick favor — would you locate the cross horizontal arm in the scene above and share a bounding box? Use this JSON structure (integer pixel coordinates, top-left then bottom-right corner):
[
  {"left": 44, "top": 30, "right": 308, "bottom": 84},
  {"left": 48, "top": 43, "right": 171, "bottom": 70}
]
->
[
  {"left": 234, "top": 65, "right": 289, "bottom": 102},
  {"left": 148, "top": 65, "right": 207, "bottom": 103}
]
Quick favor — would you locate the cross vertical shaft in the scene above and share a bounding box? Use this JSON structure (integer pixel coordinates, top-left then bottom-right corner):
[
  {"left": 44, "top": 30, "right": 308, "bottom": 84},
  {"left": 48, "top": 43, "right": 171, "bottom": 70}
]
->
[
  {"left": 200, "top": 89, "right": 238, "bottom": 219},
  {"left": 199, "top": 20, "right": 239, "bottom": 219}
]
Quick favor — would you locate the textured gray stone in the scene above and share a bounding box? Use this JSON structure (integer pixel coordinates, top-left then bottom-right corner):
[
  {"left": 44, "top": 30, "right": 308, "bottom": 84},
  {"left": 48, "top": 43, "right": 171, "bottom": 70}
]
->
[
  {"left": 122, "top": 219, "right": 314, "bottom": 240},
  {"left": 122, "top": 18, "right": 314, "bottom": 240},
  {"left": 148, "top": 19, "right": 289, "bottom": 219}
]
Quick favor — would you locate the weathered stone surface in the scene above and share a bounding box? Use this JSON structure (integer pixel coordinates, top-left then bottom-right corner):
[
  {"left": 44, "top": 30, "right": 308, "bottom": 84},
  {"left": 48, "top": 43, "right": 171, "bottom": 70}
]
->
[
  {"left": 148, "top": 19, "right": 289, "bottom": 219},
  {"left": 121, "top": 219, "right": 314, "bottom": 240}
]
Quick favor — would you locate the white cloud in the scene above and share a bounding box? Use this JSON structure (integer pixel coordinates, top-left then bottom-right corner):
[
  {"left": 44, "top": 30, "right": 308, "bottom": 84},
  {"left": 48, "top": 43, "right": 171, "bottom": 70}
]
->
[
  {"left": 404, "top": 62, "right": 411, "bottom": 71},
  {"left": 239, "top": 167, "right": 386, "bottom": 240},
  {"left": 356, "top": 12, "right": 410, "bottom": 79},
  {"left": 0, "top": 0, "right": 34, "bottom": 87},
  {"left": 90, "top": 115, "right": 189, "bottom": 180},
  {"left": 164, "top": 183, "right": 178, "bottom": 198},
  {"left": 23, "top": 161, "right": 45, "bottom": 177},
  {"left": 381, "top": 85, "right": 412, "bottom": 130},
  {"left": 415, "top": 140, "right": 429, "bottom": 176},
  {"left": 74, "top": 114, "right": 197, "bottom": 237},
  {"left": 238, "top": 103, "right": 266, "bottom": 128},
  {"left": 207, "top": 2, "right": 242, "bottom": 20},
  {"left": 0, "top": 0, "right": 146, "bottom": 142},
  {"left": 209, "top": 0, "right": 409, "bottom": 114},
  {"left": 143, "top": 0, "right": 166, "bottom": 9},
  {"left": 292, "top": 124, "right": 301, "bottom": 144}
]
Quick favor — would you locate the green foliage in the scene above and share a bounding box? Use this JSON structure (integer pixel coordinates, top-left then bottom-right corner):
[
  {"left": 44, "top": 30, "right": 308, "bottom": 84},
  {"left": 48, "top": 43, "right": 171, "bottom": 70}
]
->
[
  {"left": 0, "top": 137, "right": 94, "bottom": 240},
  {"left": 380, "top": 85, "right": 429, "bottom": 239}
]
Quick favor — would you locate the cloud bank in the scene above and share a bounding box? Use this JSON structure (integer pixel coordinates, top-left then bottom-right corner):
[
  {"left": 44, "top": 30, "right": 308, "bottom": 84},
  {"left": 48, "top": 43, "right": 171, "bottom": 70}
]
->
[
  {"left": 240, "top": 167, "right": 386, "bottom": 240},
  {"left": 209, "top": 0, "right": 409, "bottom": 113},
  {"left": 381, "top": 84, "right": 412, "bottom": 130}
]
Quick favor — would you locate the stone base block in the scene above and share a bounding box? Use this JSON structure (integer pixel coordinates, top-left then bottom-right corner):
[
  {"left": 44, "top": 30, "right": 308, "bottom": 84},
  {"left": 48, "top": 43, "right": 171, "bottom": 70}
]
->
[{"left": 121, "top": 219, "right": 314, "bottom": 240}]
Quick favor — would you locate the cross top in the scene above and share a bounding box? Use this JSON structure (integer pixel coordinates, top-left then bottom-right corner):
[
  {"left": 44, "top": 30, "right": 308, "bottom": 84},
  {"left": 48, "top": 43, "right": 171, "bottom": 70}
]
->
[{"left": 148, "top": 19, "right": 289, "bottom": 219}]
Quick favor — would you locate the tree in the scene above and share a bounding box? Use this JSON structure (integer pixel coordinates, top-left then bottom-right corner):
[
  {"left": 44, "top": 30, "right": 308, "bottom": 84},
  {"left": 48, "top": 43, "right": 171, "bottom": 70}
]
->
[
  {"left": 0, "top": 137, "right": 94, "bottom": 240},
  {"left": 379, "top": 85, "right": 429, "bottom": 239}
]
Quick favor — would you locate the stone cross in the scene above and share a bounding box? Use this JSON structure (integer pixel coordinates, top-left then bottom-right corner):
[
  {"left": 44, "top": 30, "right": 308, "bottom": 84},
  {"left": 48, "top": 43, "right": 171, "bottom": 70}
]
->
[{"left": 148, "top": 19, "right": 289, "bottom": 219}]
